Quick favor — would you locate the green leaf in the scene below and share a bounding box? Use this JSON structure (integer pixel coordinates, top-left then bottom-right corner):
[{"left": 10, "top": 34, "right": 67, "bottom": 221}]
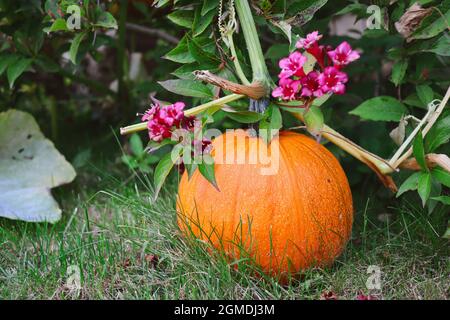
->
[
  {"left": 198, "top": 155, "right": 219, "bottom": 190},
  {"left": 270, "top": 106, "right": 283, "bottom": 131},
  {"left": 164, "top": 42, "right": 195, "bottom": 63},
  {"left": 192, "top": 5, "right": 216, "bottom": 37},
  {"left": 164, "top": 37, "right": 194, "bottom": 63},
  {"left": 0, "top": 109, "right": 76, "bottom": 222},
  {"left": 259, "top": 104, "right": 283, "bottom": 143},
  {"left": 390, "top": 59, "right": 408, "bottom": 86},
  {"left": 270, "top": 0, "right": 287, "bottom": 14},
  {"left": 397, "top": 172, "right": 420, "bottom": 197},
  {"left": 201, "top": 0, "right": 219, "bottom": 15},
  {"left": 153, "top": 152, "right": 178, "bottom": 200},
  {"left": 427, "top": 34, "right": 450, "bottom": 56},
  {"left": 158, "top": 79, "right": 213, "bottom": 99},
  {"left": 413, "top": 132, "right": 428, "bottom": 172},
  {"left": 416, "top": 85, "right": 434, "bottom": 106},
  {"left": 403, "top": 93, "right": 426, "bottom": 109},
  {"left": 312, "top": 93, "right": 331, "bottom": 107},
  {"left": 164, "top": 36, "right": 215, "bottom": 64},
  {"left": 265, "top": 44, "right": 289, "bottom": 61},
  {"left": 444, "top": 223, "right": 450, "bottom": 239},
  {"left": 418, "top": 172, "right": 432, "bottom": 207},
  {"left": 168, "top": 10, "right": 194, "bottom": 28},
  {"left": 431, "top": 167, "right": 450, "bottom": 188},
  {"left": 172, "top": 63, "right": 201, "bottom": 80},
  {"left": 411, "top": 8, "right": 450, "bottom": 40},
  {"left": 334, "top": 3, "right": 367, "bottom": 16},
  {"left": 0, "top": 54, "right": 19, "bottom": 76},
  {"left": 186, "top": 162, "right": 198, "bottom": 180},
  {"left": 427, "top": 178, "right": 442, "bottom": 214},
  {"left": 94, "top": 11, "right": 118, "bottom": 29},
  {"left": 304, "top": 106, "right": 324, "bottom": 136},
  {"left": 349, "top": 96, "right": 407, "bottom": 122},
  {"left": 146, "top": 139, "right": 176, "bottom": 153},
  {"left": 187, "top": 37, "right": 220, "bottom": 69},
  {"left": 69, "top": 32, "right": 87, "bottom": 64},
  {"left": 408, "top": 33, "right": 450, "bottom": 56},
  {"left": 7, "top": 58, "right": 32, "bottom": 88},
  {"left": 224, "top": 110, "right": 267, "bottom": 124},
  {"left": 129, "top": 134, "right": 144, "bottom": 156},
  {"left": 121, "top": 154, "right": 138, "bottom": 169},
  {"left": 44, "top": 18, "right": 68, "bottom": 33},
  {"left": 426, "top": 115, "right": 450, "bottom": 151},
  {"left": 431, "top": 196, "right": 450, "bottom": 205},
  {"left": 34, "top": 56, "right": 59, "bottom": 73}
]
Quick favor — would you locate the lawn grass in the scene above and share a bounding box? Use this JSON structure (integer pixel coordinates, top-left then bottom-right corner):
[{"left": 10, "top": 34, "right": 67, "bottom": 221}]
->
[{"left": 0, "top": 161, "right": 448, "bottom": 300}]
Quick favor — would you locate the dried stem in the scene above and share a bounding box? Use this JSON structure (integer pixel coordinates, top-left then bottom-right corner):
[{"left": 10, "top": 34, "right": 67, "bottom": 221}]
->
[
  {"left": 399, "top": 154, "right": 450, "bottom": 173},
  {"left": 388, "top": 102, "right": 436, "bottom": 166},
  {"left": 292, "top": 112, "right": 398, "bottom": 191},
  {"left": 289, "top": 85, "right": 450, "bottom": 191},
  {"left": 194, "top": 70, "right": 266, "bottom": 99},
  {"left": 391, "top": 86, "right": 450, "bottom": 168}
]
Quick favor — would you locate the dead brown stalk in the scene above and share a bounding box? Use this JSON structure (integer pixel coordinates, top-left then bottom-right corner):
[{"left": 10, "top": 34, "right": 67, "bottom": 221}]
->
[{"left": 194, "top": 70, "right": 267, "bottom": 100}]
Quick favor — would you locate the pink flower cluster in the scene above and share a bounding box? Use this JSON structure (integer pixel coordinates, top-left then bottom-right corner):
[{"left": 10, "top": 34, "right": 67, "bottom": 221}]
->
[
  {"left": 272, "top": 31, "right": 360, "bottom": 102},
  {"left": 141, "top": 99, "right": 214, "bottom": 175},
  {"left": 142, "top": 101, "right": 194, "bottom": 142}
]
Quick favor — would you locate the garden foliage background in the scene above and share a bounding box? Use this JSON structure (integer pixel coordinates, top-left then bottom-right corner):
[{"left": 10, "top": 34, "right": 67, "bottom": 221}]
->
[{"left": 0, "top": 0, "right": 448, "bottom": 299}]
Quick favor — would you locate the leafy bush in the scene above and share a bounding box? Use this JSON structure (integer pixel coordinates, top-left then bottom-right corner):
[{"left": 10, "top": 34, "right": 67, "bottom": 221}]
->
[{"left": 0, "top": 0, "right": 448, "bottom": 235}]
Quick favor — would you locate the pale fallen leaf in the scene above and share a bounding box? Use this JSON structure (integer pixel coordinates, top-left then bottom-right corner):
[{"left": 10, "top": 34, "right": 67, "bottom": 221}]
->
[
  {"left": 270, "top": 19, "right": 292, "bottom": 44},
  {"left": 394, "top": 3, "right": 433, "bottom": 42},
  {"left": 389, "top": 116, "right": 407, "bottom": 146},
  {"left": 0, "top": 109, "right": 76, "bottom": 222}
]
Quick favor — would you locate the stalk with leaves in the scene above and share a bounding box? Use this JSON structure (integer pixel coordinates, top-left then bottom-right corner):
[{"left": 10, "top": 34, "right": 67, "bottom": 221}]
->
[{"left": 120, "top": 0, "right": 449, "bottom": 236}]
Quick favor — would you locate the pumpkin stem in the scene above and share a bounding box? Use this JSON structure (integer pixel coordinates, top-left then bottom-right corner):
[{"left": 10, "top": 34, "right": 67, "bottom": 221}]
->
[
  {"left": 249, "top": 98, "right": 270, "bottom": 113},
  {"left": 248, "top": 98, "right": 270, "bottom": 132}
]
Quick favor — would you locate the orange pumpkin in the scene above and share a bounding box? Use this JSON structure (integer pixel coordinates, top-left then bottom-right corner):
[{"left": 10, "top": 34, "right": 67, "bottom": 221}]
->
[{"left": 177, "top": 130, "right": 353, "bottom": 278}]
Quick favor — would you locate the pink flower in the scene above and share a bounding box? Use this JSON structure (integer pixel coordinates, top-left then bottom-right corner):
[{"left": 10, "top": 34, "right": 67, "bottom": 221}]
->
[
  {"left": 147, "top": 121, "right": 172, "bottom": 142},
  {"left": 141, "top": 105, "right": 160, "bottom": 122},
  {"left": 327, "top": 41, "right": 360, "bottom": 67},
  {"left": 278, "top": 51, "right": 307, "bottom": 79},
  {"left": 159, "top": 102, "right": 185, "bottom": 127},
  {"left": 193, "top": 138, "right": 213, "bottom": 155},
  {"left": 181, "top": 115, "right": 196, "bottom": 131},
  {"left": 318, "top": 66, "right": 348, "bottom": 94},
  {"left": 300, "top": 71, "right": 324, "bottom": 98},
  {"left": 272, "top": 78, "right": 301, "bottom": 100},
  {"left": 296, "top": 31, "right": 323, "bottom": 49},
  {"left": 142, "top": 101, "right": 188, "bottom": 142}
]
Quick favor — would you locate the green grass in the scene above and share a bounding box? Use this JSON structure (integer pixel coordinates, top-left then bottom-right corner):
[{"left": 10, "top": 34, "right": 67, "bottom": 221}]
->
[{"left": 0, "top": 162, "right": 448, "bottom": 300}]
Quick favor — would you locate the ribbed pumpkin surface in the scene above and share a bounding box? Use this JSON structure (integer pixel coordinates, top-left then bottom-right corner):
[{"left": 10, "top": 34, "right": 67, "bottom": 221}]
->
[{"left": 177, "top": 130, "right": 353, "bottom": 277}]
